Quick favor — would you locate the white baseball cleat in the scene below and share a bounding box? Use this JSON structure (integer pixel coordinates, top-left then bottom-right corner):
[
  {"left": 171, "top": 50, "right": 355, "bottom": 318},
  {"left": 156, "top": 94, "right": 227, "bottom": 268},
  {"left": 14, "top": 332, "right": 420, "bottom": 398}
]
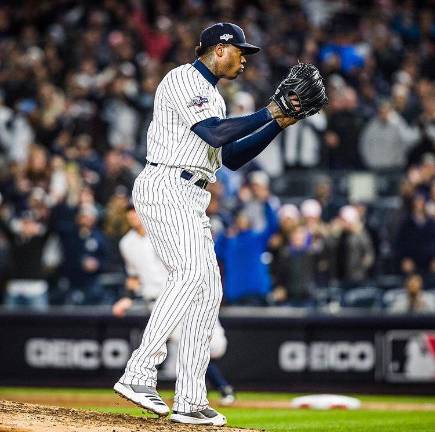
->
[
  {"left": 113, "top": 382, "right": 169, "bottom": 416},
  {"left": 170, "top": 407, "right": 227, "bottom": 426},
  {"left": 220, "top": 393, "right": 236, "bottom": 406},
  {"left": 219, "top": 385, "right": 236, "bottom": 406}
]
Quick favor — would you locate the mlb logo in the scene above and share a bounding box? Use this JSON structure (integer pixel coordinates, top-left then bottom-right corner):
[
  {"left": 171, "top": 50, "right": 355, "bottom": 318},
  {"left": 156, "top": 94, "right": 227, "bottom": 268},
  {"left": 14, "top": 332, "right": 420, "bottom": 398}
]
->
[{"left": 384, "top": 331, "right": 435, "bottom": 382}]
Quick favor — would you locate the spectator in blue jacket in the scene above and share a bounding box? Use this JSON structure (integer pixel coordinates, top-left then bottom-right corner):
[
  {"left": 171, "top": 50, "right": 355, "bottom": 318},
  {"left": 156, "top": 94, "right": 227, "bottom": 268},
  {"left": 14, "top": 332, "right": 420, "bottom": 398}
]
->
[
  {"left": 215, "top": 201, "right": 278, "bottom": 305},
  {"left": 56, "top": 203, "right": 108, "bottom": 305}
]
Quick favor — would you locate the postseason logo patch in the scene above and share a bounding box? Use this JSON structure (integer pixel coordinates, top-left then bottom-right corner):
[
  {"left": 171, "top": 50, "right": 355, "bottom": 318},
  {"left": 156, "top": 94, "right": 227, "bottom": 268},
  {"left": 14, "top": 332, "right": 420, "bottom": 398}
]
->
[
  {"left": 187, "top": 96, "right": 209, "bottom": 110},
  {"left": 220, "top": 33, "right": 233, "bottom": 41}
]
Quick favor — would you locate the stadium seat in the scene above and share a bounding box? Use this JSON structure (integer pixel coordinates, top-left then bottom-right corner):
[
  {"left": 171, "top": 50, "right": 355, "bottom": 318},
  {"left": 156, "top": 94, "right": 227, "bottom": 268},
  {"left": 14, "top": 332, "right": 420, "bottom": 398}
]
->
[
  {"left": 341, "top": 286, "right": 382, "bottom": 310},
  {"left": 382, "top": 288, "right": 406, "bottom": 309},
  {"left": 376, "top": 274, "right": 403, "bottom": 291},
  {"left": 98, "top": 272, "right": 125, "bottom": 305},
  {"left": 313, "top": 285, "right": 342, "bottom": 309}
]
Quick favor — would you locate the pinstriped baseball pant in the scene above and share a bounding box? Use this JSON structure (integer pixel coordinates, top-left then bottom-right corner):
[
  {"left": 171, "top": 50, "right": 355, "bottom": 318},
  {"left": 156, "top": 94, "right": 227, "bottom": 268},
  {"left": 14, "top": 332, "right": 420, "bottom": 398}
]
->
[{"left": 119, "top": 163, "right": 222, "bottom": 413}]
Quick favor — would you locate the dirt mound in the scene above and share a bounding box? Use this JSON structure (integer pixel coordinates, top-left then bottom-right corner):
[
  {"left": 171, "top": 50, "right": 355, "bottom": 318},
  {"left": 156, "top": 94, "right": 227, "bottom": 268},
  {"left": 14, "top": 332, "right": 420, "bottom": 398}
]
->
[{"left": 0, "top": 400, "right": 258, "bottom": 432}]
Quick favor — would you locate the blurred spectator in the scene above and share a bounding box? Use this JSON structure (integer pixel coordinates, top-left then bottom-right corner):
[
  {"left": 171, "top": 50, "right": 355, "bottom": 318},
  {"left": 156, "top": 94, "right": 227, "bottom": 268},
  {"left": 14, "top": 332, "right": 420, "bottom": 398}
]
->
[
  {"left": 391, "top": 83, "right": 419, "bottom": 125},
  {"left": 407, "top": 86, "right": 435, "bottom": 165},
  {"left": 103, "top": 185, "right": 130, "bottom": 272},
  {"left": 35, "top": 82, "right": 65, "bottom": 145},
  {"left": 112, "top": 204, "right": 168, "bottom": 316},
  {"left": 324, "top": 87, "right": 365, "bottom": 169},
  {"left": 95, "top": 150, "right": 136, "bottom": 205},
  {"left": 313, "top": 176, "right": 345, "bottom": 222},
  {"left": 283, "top": 110, "right": 327, "bottom": 168},
  {"left": 0, "top": 96, "right": 35, "bottom": 164},
  {"left": 240, "top": 171, "right": 279, "bottom": 232},
  {"left": 396, "top": 193, "right": 435, "bottom": 276},
  {"left": 269, "top": 204, "right": 301, "bottom": 283},
  {"left": 271, "top": 224, "right": 315, "bottom": 307},
  {"left": 272, "top": 204, "right": 301, "bottom": 245},
  {"left": 215, "top": 201, "right": 278, "bottom": 305},
  {"left": 319, "top": 20, "right": 365, "bottom": 77},
  {"left": 333, "top": 205, "right": 375, "bottom": 287},
  {"left": 389, "top": 274, "right": 435, "bottom": 313},
  {"left": 56, "top": 204, "right": 108, "bottom": 305},
  {"left": 359, "top": 100, "right": 420, "bottom": 170},
  {"left": 426, "top": 180, "right": 435, "bottom": 219},
  {"left": 207, "top": 181, "right": 232, "bottom": 239},
  {"left": 300, "top": 199, "right": 333, "bottom": 286},
  {"left": 73, "top": 134, "right": 103, "bottom": 184},
  {"left": 420, "top": 31, "right": 435, "bottom": 81},
  {"left": 0, "top": 190, "right": 52, "bottom": 309},
  {"left": 101, "top": 75, "right": 140, "bottom": 151},
  {"left": 0, "top": 0, "right": 433, "bottom": 310}
]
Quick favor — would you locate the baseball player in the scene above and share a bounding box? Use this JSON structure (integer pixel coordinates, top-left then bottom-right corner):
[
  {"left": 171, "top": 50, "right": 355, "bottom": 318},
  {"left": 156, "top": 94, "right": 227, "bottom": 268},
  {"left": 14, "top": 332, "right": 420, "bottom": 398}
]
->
[
  {"left": 114, "top": 22, "right": 326, "bottom": 426},
  {"left": 112, "top": 204, "right": 236, "bottom": 405}
]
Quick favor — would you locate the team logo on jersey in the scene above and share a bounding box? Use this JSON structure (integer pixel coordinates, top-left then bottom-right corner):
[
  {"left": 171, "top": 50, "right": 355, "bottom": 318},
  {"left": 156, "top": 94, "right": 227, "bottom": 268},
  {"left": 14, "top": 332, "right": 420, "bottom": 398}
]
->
[
  {"left": 187, "top": 96, "right": 209, "bottom": 108},
  {"left": 220, "top": 33, "right": 234, "bottom": 41}
]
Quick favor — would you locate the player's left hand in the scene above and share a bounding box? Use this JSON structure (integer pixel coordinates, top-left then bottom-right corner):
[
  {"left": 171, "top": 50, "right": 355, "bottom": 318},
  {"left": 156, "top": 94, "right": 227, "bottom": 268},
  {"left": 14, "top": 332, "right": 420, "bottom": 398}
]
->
[
  {"left": 271, "top": 63, "right": 328, "bottom": 120},
  {"left": 267, "top": 95, "right": 301, "bottom": 121}
]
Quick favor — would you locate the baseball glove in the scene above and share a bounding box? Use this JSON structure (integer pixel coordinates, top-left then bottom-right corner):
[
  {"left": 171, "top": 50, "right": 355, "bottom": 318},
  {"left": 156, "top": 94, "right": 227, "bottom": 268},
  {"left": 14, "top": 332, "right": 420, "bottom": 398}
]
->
[{"left": 271, "top": 63, "right": 328, "bottom": 120}]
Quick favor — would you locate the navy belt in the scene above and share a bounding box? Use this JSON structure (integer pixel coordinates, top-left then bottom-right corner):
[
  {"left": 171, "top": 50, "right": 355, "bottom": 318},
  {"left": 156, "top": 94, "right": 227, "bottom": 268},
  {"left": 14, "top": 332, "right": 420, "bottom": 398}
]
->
[
  {"left": 146, "top": 160, "right": 208, "bottom": 189},
  {"left": 180, "top": 170, "right": 208, "bottom": 189}
]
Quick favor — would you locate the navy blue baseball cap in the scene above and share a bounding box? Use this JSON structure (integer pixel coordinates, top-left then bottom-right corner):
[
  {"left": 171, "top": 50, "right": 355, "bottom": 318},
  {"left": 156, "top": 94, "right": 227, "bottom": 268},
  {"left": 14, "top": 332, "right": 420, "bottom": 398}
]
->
[{"left": 199, "top": 23, "right": 260, "bottom": 55}]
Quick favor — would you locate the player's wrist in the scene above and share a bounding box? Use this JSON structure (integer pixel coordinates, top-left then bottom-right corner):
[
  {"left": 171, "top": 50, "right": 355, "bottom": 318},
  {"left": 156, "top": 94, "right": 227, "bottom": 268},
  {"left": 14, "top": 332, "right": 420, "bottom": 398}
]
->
[
  {"left": 266, "top": 101, "right": 285, "bottom": 119},
  {"left": 275, "top": 117, "right": 298, "bottom": 128}
]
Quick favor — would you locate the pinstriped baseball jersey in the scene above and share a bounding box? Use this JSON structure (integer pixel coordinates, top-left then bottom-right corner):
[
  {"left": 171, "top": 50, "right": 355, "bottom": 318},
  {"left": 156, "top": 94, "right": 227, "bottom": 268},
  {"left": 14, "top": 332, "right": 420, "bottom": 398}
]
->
[
  {"left": 146, "top": 64, "right": 226, "bottom": 181},
  {"left": 118, "top": 59, "right": 225, "bottom": 414}
]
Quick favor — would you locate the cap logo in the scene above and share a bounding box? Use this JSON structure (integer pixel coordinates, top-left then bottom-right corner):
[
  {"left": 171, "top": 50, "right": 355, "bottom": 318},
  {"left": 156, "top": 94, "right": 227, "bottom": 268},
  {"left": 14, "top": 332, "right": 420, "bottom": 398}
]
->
[{"left": 220, "top": 33, "right": 233, "bottom": 41}]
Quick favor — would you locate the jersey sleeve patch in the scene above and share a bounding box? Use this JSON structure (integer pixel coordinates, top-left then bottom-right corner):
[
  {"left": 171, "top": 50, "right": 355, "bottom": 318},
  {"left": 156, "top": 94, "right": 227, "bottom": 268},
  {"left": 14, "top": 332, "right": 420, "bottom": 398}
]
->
[{"left": 187, "top": 95, "right": 210, "bottom": 113}]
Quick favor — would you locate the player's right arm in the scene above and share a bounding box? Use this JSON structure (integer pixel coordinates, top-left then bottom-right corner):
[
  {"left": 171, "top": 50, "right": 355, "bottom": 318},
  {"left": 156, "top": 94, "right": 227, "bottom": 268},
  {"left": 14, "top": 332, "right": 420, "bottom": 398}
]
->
[
  {"left": 221, "top": 117, "right": 295, "bottom": 171},
  {"left": 164, "top": 67, "right": 297, "bottom": 148},
  {"left": 191, "top": 100, "right": 298, "bottom": 148}
]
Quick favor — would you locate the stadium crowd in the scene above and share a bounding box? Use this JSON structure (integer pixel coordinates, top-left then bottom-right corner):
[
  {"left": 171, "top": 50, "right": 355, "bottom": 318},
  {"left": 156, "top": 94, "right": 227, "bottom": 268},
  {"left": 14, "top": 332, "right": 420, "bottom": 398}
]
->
[{"left": 0, "top": 0, "right": 434, "bottom": 312}]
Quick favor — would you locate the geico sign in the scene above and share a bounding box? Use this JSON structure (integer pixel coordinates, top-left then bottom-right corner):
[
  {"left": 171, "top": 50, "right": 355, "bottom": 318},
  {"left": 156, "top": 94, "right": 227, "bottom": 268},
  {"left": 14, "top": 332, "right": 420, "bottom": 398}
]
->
[
  {"left": 25, "top": 338, "right": 130, "bottom": 369},
  {"left": 279, "top": 341, "right": 375, "bottom": 372}
]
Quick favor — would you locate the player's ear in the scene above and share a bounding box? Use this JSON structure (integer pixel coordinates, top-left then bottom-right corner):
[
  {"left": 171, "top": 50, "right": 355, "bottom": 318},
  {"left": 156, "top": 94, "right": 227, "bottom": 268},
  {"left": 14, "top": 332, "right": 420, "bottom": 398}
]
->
[{"left": 215, "top": 44, "right": 226, "bottom": 58}]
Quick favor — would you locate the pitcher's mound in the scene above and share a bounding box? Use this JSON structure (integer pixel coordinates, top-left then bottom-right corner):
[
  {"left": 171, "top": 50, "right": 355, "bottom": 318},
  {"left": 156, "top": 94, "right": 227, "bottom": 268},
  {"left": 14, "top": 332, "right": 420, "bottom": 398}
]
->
[{"left": 0, "top": 400, "right": 257, "bottom": 432}]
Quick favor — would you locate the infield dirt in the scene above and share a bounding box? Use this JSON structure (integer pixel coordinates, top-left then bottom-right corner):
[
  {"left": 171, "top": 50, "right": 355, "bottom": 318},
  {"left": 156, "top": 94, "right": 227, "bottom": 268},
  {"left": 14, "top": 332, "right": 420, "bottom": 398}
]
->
[
  {"left": 2, "top": 393, "right": 435, "bottom": 432},
  {"left": 0, "top": 400, "right": 259, "bottom": 432}
]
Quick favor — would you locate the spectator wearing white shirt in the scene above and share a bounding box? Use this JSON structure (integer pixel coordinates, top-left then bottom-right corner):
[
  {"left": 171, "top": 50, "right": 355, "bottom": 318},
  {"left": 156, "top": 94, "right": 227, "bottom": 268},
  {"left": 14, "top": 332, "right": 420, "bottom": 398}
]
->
[
  {"left": 114, "top": 203, "right": 168, "bottom": 312},
  {"left": 389, "top": 274, "right": 435, "bottom": 314}
]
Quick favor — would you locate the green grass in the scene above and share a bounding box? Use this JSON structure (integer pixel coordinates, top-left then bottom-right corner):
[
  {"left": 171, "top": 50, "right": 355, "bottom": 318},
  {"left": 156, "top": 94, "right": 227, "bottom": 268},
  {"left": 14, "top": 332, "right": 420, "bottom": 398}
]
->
[
  {"left": 87, "top": 406, "right": 435, "bottom": 432},
  {"left": 2, "top": 386, "right": 435, "bottom": 404},
  {"left": 219, "top": 408, "right": 435, "bottom": 432},
  {"left": 1, "top": 387, "right": 435, "bottom": 432}
]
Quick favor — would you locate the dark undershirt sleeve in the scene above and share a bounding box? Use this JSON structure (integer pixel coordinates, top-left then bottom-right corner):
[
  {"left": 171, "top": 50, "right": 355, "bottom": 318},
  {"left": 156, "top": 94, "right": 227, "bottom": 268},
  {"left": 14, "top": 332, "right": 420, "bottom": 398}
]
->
[
  {"left": 222, "top": 120, "right": 282, "bottom": 170},
  {"left": 191, "top": 107, "right": 272, "bottom": 148}
]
